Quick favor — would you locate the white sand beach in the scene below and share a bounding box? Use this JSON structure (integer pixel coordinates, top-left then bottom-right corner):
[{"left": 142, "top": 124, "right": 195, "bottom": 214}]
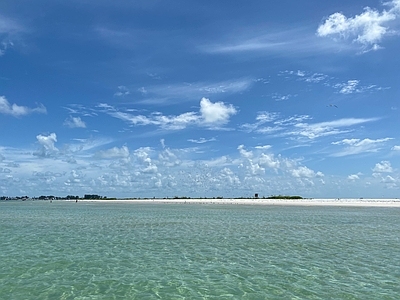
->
[{"left": 77, "top": 198, "right": 400, "bottom": 207}]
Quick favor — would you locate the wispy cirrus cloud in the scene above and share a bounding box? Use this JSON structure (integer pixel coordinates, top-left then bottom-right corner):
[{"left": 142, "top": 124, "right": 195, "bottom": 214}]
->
[
  {"left": 137, "top": 78, "right": 253, "bottom": 105},
  {"left": 279, "top": 70, "right": 387, "bottom": 94},
  {"left": 0, "top": 14, "right": 27, "bottom": 55},
  {"left": 187, "top": 137, "right": 217, "bottom": 144},
  {"left": 333, "top": 80, "right": 388, "bottom": 94},
  {"left": 242, "top": 113, "right": 379, "bottom": 141},
  {"left": 63, "top": 104, "right": 98, "bottom": 117},
  {"left": 67, "top": 137, "right": 114, "bottom": 153},
  {"left": 0, "top": 96, "right": 47, "bottom": 117},
  {"left": 331, "top": 137, "right": 393, "bottom": 157},
  {"left": 317, "top": 0, "right": 400, "bottom": 52},
  {"left": 279, "top": 70, "right": 330, "bottom": 84},
  {"left": 0, "top": 15, "right": 23, "bottom": 35},
  {"left": 94, "top": 27, "right": 143, "bottom": 50},
  {"left": 240, "top": 111, "right": 282, "bottom": 133},
  {"left": 271, "top": 93, "right": 295, "bottom": 101},
  {"left": 241, "top": 112, "right": 315, "bottom": 136},
  {"left": 293, "top": 118, "right": 379, "bottom": 139},
  {"left": 200, "top": 26, "right": 353, "bottom": 56},
  {"left": 114, "top": 86, "right": 130, "bottom": 97}
]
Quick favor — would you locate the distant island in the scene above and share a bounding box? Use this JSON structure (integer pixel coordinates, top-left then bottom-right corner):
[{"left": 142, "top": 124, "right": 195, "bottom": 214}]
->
[
  {"left": 0, "top": 194, "right": 116, "bottom": 201},
  {"left": 265, "top": 195, "right": 303, "bottom": 199},
  {"left": 1, "top": 194, "right": 303, "bottom": 201}
]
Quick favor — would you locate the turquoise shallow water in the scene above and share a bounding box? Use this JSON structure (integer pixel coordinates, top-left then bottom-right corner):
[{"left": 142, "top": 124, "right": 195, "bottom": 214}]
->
[{"left": 1, "top": 201, "right": 400, "bottom": 299}]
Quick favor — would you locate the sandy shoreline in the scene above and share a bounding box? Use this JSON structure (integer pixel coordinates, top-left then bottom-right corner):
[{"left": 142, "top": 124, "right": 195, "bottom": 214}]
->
[{"left": 75, "top": 198, "right": 400, "bottom": 207}]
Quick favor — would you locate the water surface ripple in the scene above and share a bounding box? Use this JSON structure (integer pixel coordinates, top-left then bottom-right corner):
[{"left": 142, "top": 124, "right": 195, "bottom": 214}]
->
[{"left": 1, "top": 202, "right": 399, "bottom": 299}]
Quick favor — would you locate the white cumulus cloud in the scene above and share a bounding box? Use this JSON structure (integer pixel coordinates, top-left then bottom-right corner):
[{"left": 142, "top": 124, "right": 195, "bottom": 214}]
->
[
  {"left": 34, "top": 133, "right": 58, "bottom": 157},
  {"left": 348, "top": 174, "right": 360, "bottom": 180},
  {"left": 317, "top": 0, "right": 400, "bottom": 51},
  {"left": 0, "top": 96, "right": 46, "bottom": 117},
  {"left": 373, "top": 160, "right": 393, "bottom": 173},
  {"left": 64, "top": 116, "right": 86, "bottom": 128},
  {"left": 291, "top": 166, "right": 324, "bottom": 178},
  {"left": 95, "top": 146, "right": 130, "bottom": 159},
  {"left": 258, "top": 153, "right": 280, "bottom": 170},
  {"left": 199, "top": 97, "right": 237, "bottom": 125}
]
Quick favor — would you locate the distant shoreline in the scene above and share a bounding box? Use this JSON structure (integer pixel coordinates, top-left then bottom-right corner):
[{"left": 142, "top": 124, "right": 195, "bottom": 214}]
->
[{"left": 69, "top": 198, "right": 400, "bottom": 207}]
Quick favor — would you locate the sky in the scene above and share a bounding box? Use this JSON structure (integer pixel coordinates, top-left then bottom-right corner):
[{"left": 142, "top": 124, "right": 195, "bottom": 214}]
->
[{"left": 0, "top": 0, "right": 399, "bottom": 198}]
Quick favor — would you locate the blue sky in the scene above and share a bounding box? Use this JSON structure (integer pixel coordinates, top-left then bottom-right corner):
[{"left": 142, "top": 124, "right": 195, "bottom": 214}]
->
[{"left": 1, "top": 0, "right": 399, "bottom": 198}]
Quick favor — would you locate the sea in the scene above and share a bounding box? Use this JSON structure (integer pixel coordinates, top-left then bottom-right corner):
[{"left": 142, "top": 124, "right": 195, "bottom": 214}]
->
[{"left": 1, "top": 201, "right": 399, "bottom": 299}]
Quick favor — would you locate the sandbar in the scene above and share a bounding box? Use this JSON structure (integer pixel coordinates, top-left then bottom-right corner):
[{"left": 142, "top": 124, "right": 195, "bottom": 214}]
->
[{"left": 76, "top": 198, "right": 400, "bottom": 207}]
